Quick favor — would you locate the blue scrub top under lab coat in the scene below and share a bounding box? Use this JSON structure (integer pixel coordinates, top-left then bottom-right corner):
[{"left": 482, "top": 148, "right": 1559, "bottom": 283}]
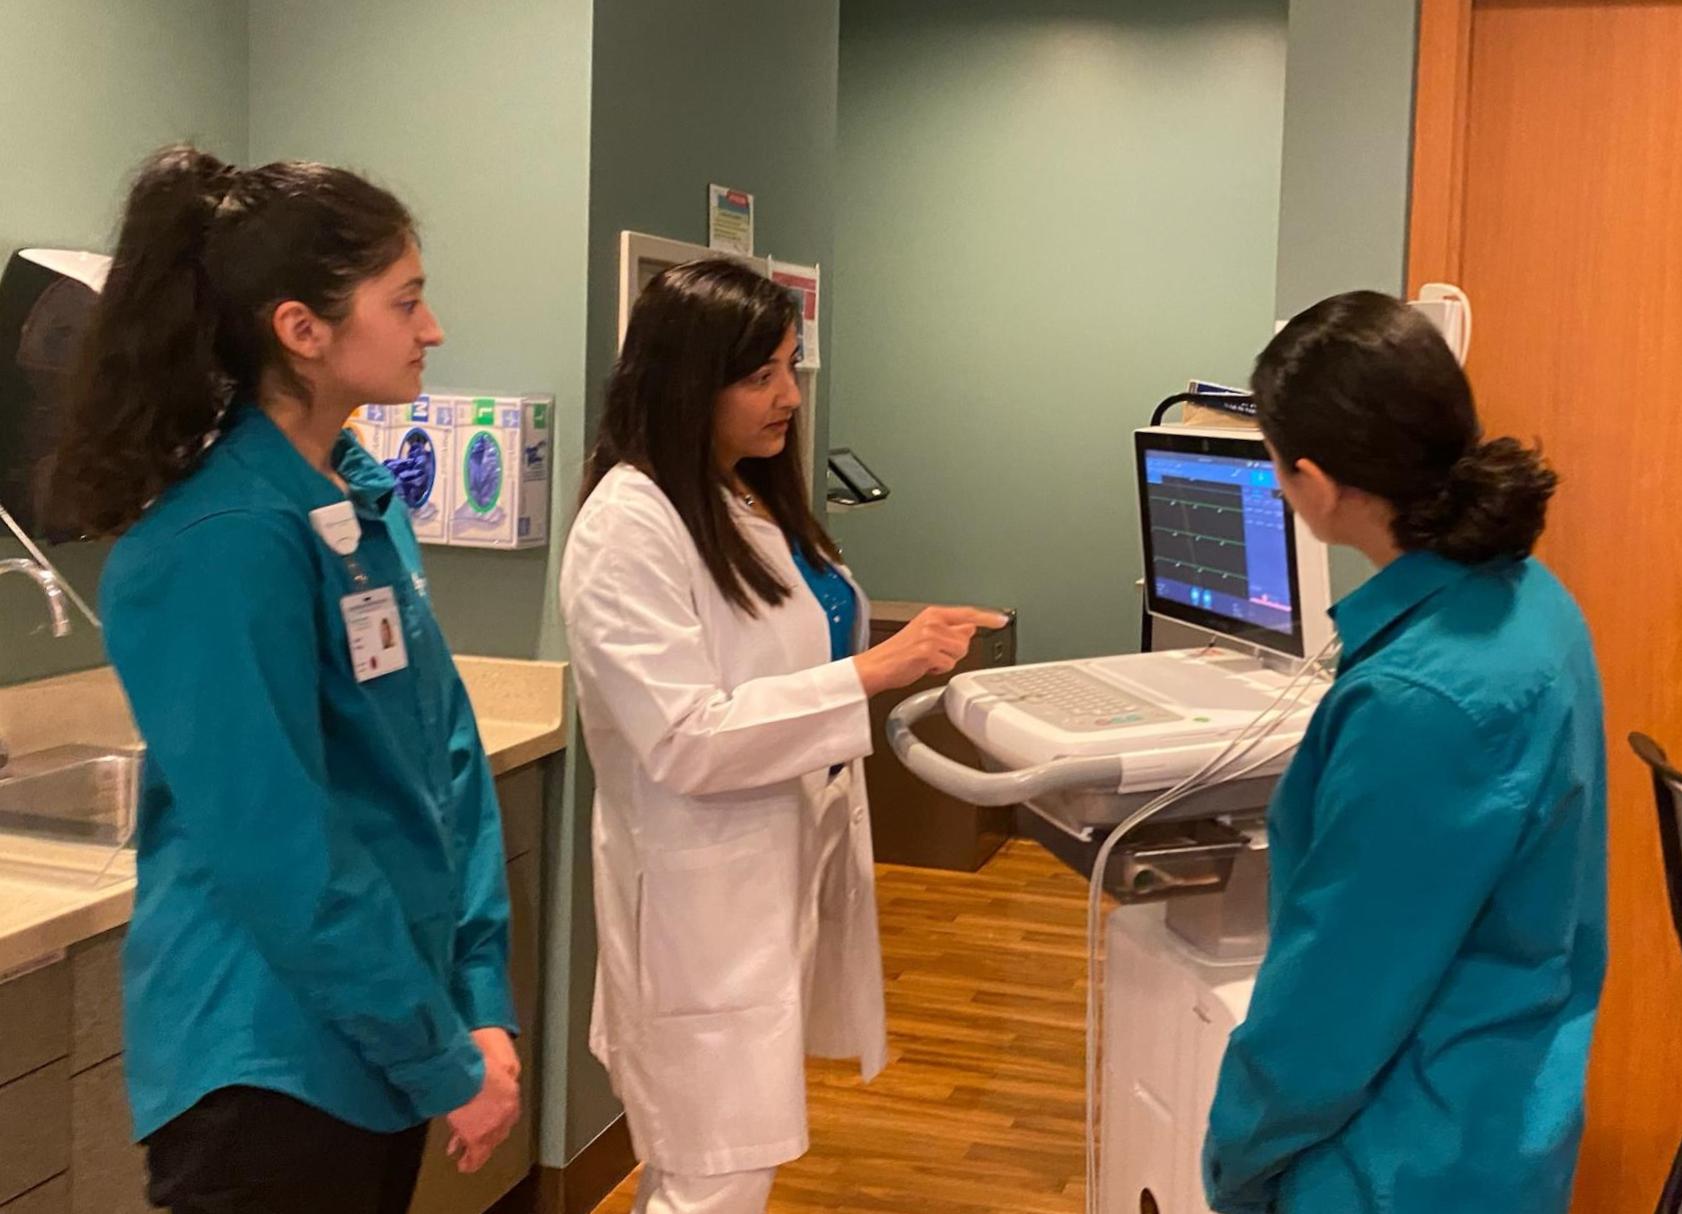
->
[
  {"left": 101, "top": 404, "right": 515, "bottom": 1140},
  {"left": 1203, "top": 551, "right": 1607, "bottom": 1214},
  {"left": 789, "top": 541, "right": 858, "bottom": 662}
]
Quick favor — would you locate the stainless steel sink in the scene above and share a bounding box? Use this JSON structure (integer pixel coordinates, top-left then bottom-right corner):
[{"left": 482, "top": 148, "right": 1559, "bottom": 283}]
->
[{"left": 0, "top": 744, "right": 141, "bottom": 847}]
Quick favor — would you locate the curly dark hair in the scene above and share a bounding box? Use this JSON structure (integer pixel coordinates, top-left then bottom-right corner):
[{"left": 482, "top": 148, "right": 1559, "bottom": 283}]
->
[{"left": 1254, "top": 290, "right": 1557, "bottom": 564}]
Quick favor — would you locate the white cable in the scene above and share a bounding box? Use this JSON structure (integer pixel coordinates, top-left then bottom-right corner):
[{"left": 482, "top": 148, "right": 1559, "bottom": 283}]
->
[
  {"left": 1083, "top": 657, "right": 1325, "bottom": 1210},
  {"left": 1084, "top": 655, "right": 1328, "bottom": 1210},
  {"left": 1083, "top": 647, "right": 1333, "bottom": 1211},
  {"left": 1083, "top": 638, "right": 1338, "bottom": 1214}
]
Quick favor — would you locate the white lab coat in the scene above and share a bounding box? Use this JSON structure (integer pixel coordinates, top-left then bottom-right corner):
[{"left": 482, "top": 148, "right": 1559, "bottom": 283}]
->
[{"left": 559, "top": 465, "right": 888, "bottom": 1177}]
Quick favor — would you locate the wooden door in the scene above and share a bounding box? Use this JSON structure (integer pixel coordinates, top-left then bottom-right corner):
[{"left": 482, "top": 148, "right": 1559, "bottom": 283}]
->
[{"left": 1411, "top": 3, "right": 1682, "bottom": 1210}]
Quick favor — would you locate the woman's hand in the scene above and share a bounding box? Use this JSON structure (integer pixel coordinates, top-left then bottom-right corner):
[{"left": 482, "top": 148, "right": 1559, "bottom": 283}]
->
[
  {"left": 446, "top": 1030, "right": 521, "bottom": 1173},
  {"left": 471, "top": 1027, "right": 520, "bottom": 1084},
  {"left": 853, "top": 607, "right": 1010, "bottom": 697}
]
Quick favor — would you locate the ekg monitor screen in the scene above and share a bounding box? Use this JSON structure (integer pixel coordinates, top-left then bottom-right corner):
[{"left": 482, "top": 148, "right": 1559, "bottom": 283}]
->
[{"left": 1139, "top": 445, "right": 1301, "bottom": 650}]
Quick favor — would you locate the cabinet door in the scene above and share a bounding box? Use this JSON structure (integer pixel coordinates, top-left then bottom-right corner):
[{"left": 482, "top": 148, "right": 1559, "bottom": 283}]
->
[
  {"left": 407, "top": 848, "right": 540, "bottom": 1214},
  {"left": 0, "top": 1061, "right": 70, "bottom": 1205},
  {"left": 0, "top": 957, "right": 69, "bottom": 1086},
  {"left": 495, "top": 763, "right": 544, "bottom": 864},
  {"left": 70, "top": 933, "right": 125, "bottom": 1075},
  {"left": 0, "top": 1176, "right": 69, "bottom": 1214},
  {"left": 69, "top": 1056, "right": 154, "bottom": 1214},
  {"left": 499, "top": 848, "right": 540, "bottom": 1172}
]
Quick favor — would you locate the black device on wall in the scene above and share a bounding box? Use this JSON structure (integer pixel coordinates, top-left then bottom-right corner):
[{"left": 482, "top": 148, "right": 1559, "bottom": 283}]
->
[
  {"left": 0, "top": 249, "right": 109, "bottom": 542},
  {"left": 826, "top": 447, "right": 889, "bottom": 506}
]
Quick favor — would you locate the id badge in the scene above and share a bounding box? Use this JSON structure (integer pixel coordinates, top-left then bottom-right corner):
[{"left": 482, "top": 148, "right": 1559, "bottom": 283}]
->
[
  {"left": 310, "top": 501, "right": 361, "bottom": 555},
  {"left": 340, "top": 587, "right": 410, "bottom": 682}
]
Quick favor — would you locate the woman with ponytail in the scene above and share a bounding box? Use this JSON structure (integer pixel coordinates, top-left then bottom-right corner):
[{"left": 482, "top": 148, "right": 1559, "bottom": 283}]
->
[
  {"left": 53, "top": 146, "right": 519, "bottom": 1213},
  {"left": 1202, "top": 292, "right": 1607, "bottom": 1214}
]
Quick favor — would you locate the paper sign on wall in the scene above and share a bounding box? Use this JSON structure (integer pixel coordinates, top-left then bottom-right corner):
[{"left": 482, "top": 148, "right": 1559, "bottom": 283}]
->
[
  {"left": 769, "top": 259, "right": 821, "bottom": 369},
  {"left": 708, "top": 184, "right": 755, "bottom": 255}
]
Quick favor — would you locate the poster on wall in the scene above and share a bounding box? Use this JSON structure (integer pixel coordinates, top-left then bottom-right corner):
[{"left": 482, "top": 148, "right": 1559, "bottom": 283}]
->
[
  {"left": 708, "top": 184, "right": 755, "bottom": 255},
  {"left": 769, "top": 258, "right": 821, "bottom": 369}
]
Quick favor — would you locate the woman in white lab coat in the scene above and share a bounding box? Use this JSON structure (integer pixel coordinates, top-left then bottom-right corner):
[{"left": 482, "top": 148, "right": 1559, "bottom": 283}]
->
[{"left": 561, "top": 259, "right": 1002, "bottom": 1214}]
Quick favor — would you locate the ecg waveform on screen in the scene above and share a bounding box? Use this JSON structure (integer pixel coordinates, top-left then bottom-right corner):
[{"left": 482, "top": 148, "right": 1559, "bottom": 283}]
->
[{"left": 1147, "top": 477, "right": 1251, "bottom": 598}]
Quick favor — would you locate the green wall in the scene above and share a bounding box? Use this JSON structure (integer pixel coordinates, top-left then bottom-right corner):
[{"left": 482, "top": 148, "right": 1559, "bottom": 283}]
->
[
  {"left": 247, "top": 0, "right": 594, "bottom": 666},
  {"left": 0, "top": 0, "right": 597, "bottom": 686},
  {"left": 551, "top": 0, "right": 844, "bottom": 1163},
  {"left": 2, "top": 0, "right": 604, "bottom": 682},
  {"left": 828, "top": 0, "right": 1289, "bottom": 664},
  {"left": 1273, "top": 0, "right": 1418, "bottom": 321},
  {"left": 0, "top": 0, "right": 248, "bottom": 685},
  {"left": 1274, "top": 0, "right": 1420, "bottom": 597},
  {"left": 582, "top": 1, "right": 841, "bottom": 449}
]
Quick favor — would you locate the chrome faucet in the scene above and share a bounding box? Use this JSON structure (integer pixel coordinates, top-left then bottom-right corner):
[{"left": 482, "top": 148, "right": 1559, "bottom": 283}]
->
[
  {"left": 0, "top": 510, "right": 84, "bottom": 775},
  {"left": 0, "top": 558, "right": 71, "bottom": 639},
  {"left": 0, "top": 557, "right": 73, "bottom": 773}
]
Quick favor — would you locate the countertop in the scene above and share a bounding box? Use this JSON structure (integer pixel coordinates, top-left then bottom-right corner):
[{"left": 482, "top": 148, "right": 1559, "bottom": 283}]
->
[{"left": 0, "top": 656, "right": 566, "bottom": 976}]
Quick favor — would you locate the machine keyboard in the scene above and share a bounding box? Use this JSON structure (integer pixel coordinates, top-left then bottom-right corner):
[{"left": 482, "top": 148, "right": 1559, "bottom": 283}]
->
[{"left": 969, "top": 665, "right": 1183, "bottom": 732}]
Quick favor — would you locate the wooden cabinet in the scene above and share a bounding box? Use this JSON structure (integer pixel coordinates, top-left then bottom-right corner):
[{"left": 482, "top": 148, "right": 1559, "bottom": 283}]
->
[
  {"left": 68, "top": 1058, "right": 150, "bottom": 1214},
  {"left": 0, "top": 1177, "right": 68, "bottom": 1214},
  {"left": 69, "top": 934, "right": 124, "bottom": 1075},
  {"left": 0, "top": 754, "right": 554, "bottom": 1214},
  {"left": 0, "top": 940, "right": 145, "bottom": 1214},
  {"left": 0, "top": 957, "right": 68, "bottom": 1086},
  {"left": 864, "top": 602, "right": 1017, "bottom": 871},
  {"left": 408, "top": 762, "right": 547, "bottom": 1214},
  {"left": 0, "top": 1060, "right": 70, "bottom": 1206}
]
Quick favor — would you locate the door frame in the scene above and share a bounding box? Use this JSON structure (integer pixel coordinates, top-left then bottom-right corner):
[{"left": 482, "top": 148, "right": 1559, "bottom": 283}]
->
[{"left": 1407, "top": 0, "right": 1474, "bottom": 295}]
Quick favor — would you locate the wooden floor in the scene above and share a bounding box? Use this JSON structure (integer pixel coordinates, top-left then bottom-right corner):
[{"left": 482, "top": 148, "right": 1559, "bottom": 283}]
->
[{"left": 593, "top": 838, "right": 1090, "bottom": 1214}]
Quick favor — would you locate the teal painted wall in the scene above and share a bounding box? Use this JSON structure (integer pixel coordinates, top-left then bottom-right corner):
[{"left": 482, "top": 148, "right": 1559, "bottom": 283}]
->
[
  {"left": 0, "top": 0, "right": 248, "bottom": 686},
  {"left": 581, "top": 0, "right": 840, "bottom": 448},
  {"left": 828, "top": 0, "right": 1289, "bottom": 664},
  {"left": 4, "top": 0, "right": 604, "bottom": 680},
  {"left": 550, "top": 0, "right": 843, "bottom": 1163},
  {"left": 1274, "top": 0, "right": 1420, "bottom": 597},
  {"left": 247, "top": 0, "right": 594, "bottom": 666},
  {"left": 1274, "top": 0, "right": 1418, "bottom": 321}
]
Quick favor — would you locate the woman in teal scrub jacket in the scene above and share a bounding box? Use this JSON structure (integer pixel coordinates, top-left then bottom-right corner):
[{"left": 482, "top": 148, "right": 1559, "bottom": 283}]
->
[
  {"left": 1203, "top": 292, "right": 1607, "bottom": 1214},
  {"left": 50, "top": 146, "right": 520, "bottom": 1214}
]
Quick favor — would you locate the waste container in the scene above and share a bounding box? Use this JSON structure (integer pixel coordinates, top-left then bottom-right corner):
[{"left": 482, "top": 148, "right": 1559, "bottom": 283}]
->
[{"left": 863, "top": 600, "right": 1017, "bottom": 871}]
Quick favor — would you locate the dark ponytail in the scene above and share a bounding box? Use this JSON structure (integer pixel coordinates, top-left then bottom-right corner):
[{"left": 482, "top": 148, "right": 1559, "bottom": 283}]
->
[
  {"left": 51, "top": 147, "right": 228, "bottom": 537},
  {"left": 52, "top": 144, "right": 413, "bottom": 536},
  {"left": 1391, "top": 437, "right": 1558, "bottom": 564},
  {"left": 1254, "top": 290, "right": 1556, "bottom": 564}
]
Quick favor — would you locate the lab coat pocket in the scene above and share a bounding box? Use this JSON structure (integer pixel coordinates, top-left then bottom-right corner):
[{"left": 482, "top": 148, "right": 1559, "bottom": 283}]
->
[
  {"left": 636, "top": 1000, "right": 808, "bottom": 1170},
  {"left": 640, "top": 828, "right": 797, "bottom": 1018}
]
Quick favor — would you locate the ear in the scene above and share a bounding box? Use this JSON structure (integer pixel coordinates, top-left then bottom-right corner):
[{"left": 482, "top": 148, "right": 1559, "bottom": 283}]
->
[
  {"left": 271, "top": 300, "right": 331, "bottom": 362},
  {"left": 1290, "top": 456, "right": 1343, "bottom": 514}
]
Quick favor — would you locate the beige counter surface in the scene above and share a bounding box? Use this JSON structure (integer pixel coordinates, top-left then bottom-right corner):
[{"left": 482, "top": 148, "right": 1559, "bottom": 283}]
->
[
  {"left": 0, "top": 656, "right": 566, "bottom": 975},
  {"left": 455, "top": 655, "right": 569, "bottom": 776}
]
